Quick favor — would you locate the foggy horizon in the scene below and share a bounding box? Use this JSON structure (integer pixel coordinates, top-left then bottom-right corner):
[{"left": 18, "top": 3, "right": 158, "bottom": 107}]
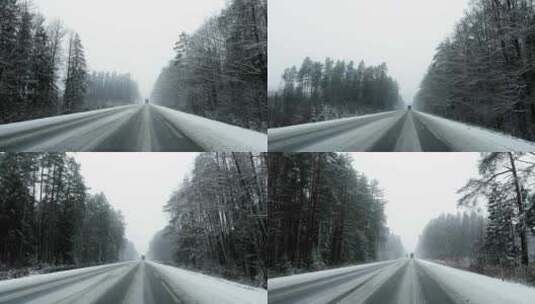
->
[
  {"left": 73, "top": 152, "right": 198, "bottom": 255},
  {"left": 268, "top": 0, "right": 470, "bottom": 104},
  {"left": 36, "top": 0, "right": 227, "bottom": 98},
  {"left": 351, "top": 153, "right": 480, "bottom": 252}
]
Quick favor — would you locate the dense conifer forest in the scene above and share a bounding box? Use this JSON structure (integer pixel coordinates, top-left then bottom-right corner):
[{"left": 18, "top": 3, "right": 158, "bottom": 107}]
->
[
  {"left": 0, "top": 1, "right": 140, "bottom": 124},
  {"left": 151, "top": 0, "right": 267, "bottom": 132},
  {"left": 417, "top": 153, "right": 535, "bottom": 282},
  {"left": 269, "top": 58, "right": 404, "bottom": 127},
  {"left": 0, "top": 153, "right": 133, "bottom": 279},
  {"left": 267, "top": 153, "right": 405, "bottom": 276},
  {"left": 148, "top": 153, "right": 267, "bottom": 287},
  {"left": 415, "top": 0, "right": 535, "bottom": 140}
]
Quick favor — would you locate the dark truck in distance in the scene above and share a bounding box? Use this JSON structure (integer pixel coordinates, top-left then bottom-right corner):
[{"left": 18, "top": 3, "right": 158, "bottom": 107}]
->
[
  {"left": 145, "top": 99, "right": 149, "bottom": 104},
  {"left": 408, "top": 105, "right": 412, "bottom": 110}
]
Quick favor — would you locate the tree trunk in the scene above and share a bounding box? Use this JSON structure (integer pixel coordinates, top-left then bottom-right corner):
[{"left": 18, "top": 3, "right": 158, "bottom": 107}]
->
[{"left": 508, "top": 152, "right": 529, "bottom": 265}]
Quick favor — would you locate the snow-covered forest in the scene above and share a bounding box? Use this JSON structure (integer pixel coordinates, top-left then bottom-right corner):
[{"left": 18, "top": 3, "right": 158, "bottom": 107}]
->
[
  {"left": 85, "top": 72, "right": 141, "bottom": 109},
  {"left": 416, "top": 212, "right": 486, "bottom": 262},
  {"left": 150, "top": 0, "right": 267, "bottom": 132},
  {"left": 269, "top": 58, "right": 404, "bottom": 128},
  {"left": 0, "top": 1, "right": 140, "bottom": 124},
  {"left": 418, "top": 153, "right": 535, "bottom": 283},
  {"left": 268, "top": 153, "right": 405, "bottom": 276},
  {"left": 0, "top": 153, "right": 135, "bottom": 280},
  {"left": 147, "top": 153, "right": 267, "bottom": 287},
  {"left": 414, "top": 0, "right": 535, "bottom": 141}
]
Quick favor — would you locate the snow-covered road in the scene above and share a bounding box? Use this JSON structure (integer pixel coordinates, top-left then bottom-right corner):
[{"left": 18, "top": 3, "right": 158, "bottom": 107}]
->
[
  {"left": 0, "top": 261, "right": 266, "bottom": 304},
  {"left": 268, "top": 258, "right": 535, "bottom": 304},
  {"left": 268, "top": 110, "right": 535, "bottom": 152},
  {"left": 0, "top": 104, "right": 267, "bottom": 152}
]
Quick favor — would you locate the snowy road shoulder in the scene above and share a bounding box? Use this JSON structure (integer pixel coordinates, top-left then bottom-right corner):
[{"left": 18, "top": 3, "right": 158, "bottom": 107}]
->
[
  {"left": 0, "top": 105, "right": 137, "bottom": 139},
  {"left": 147, "top": 261, "right": 266, "bottom": 304},
  {"left": 418, "top": 259, "right": 535, "bottom": 304},
  {"left": 268, "top": 111, "right": 403, "bottom": 151},
  {"left": 0, "top": 262, "right": 137, "bottom": 304},
  {"left": 152, "top": 105, "right": 267, "bottom": 152},
  {"left": 268, "top": 260, "right": 404, "bottom": 304},
  {"left": 0, "top": 262, "right": 133, "bottom": 294},
  {"left": 413, "top": 111, "right": 535, "bottom": 151}
]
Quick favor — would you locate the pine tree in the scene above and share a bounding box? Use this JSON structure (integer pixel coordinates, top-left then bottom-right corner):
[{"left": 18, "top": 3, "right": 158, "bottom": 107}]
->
[
  {"left": 269, "top": 57, "right": 403, "bottom": 127},
  {"left": 0, "top": 0, "right": 20, "bottom": 122},
  {"left": 64, "top": 33, "right": 87, "bottom": 113},
  {"left": 268, "top": 153, "right": 392, "bottom": 275},
  {"left": 459, "top": 153, "right": 532, "bottom": 266},
  {"left": 151, "top": 0, "right": 268, "bottom": 131}
]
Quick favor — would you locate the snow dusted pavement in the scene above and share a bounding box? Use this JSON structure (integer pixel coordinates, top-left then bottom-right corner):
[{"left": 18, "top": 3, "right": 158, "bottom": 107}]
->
[
  {"left": 268, "top": 260, "right": 404, "bottom": 304},
  {"left": 268, "top": 258, "right": 535, "bottom": 304},
  {"left": 0, "top": 262, "right": 137, "bottom": 304},
  {"left": 0, "top": 261, "right": 267, "bottom": 304},
  {"left": 0, "top": 104, "right": 267, "bottom": 152},
  {"left": 268, "top": 110, "right": 535, "bottom": 152}
]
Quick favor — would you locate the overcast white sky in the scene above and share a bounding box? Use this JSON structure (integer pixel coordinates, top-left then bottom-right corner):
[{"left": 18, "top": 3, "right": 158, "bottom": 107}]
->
[
  {"left": 269, "top": 0, "right": 470, "bottom": 104},
  {"left": 351, "top": 153, "right": 480, "bottom": 252},
  {"left": 72, "top": 153, "right": 198, "bottom": 255},
  {"left": 36, "top": 0, "right": 226, "bottom": 98}
]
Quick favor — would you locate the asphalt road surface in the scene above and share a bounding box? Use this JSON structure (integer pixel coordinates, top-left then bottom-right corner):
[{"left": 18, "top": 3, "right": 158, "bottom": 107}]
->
[
  {"left": 0, "top": 104, "right": 203, "bottom": 152},
  {"left": 363, "top": 259, "right": 457, "bottom": 304},
  {"left": 269, "top": 110, "right": 535, "bottom": 152},
  {"left": 268, "top": 259, "right": 461, "bottom": 304},
  {"left": 0, "top": 262, "right": 184, "bottom": 304}
]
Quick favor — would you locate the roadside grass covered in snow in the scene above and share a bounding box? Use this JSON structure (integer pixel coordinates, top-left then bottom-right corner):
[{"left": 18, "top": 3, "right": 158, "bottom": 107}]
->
[
  {"left": 430, "top": 258, "right": 535, "bottom": 287},
  {"left": 147, "top": 261, "right": 266, "bottom": 304},
  {"left": 0, "top": 262, "right": 133, "bottom": 292},
  {"left": 419, "top": 259, "right": 535, "bottom": 304},
  {"left": 0, "top": 262, "right": 112, "bottom": 281}
]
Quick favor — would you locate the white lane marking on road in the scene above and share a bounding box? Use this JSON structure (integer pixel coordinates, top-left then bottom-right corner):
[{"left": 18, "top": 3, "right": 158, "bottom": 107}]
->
[
  {"left": 394, "top": 112, "right": 423, "bottom": 152},
  {"left": 160, "top": 280, "right": 182, "bottom": 304},
  {"left": 140, "top": 105, "right": 154, "bottom": 152},
  {"left": 396, "top": 260, "right": 424, "bottom": 304},
  {"left": 21, "top": 264, "right": 132, "bottom": 304},
  {"left": 122, "top": 262, "right": 145, "bottom": 304}
]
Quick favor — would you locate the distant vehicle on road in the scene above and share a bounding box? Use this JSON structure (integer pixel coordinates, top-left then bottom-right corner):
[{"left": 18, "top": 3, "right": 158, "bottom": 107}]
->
[
  {"left": 141, "top": 255, "right": 145, "bottom": 260},
  {"left": 410, "top": 253, "right": 414, "bottom": 259},
  {"left": 408, "top": 105, "right": 412, "bottom": 110},
  {"left": 145, "top": 99, "right": 149, "bottom": 104}
]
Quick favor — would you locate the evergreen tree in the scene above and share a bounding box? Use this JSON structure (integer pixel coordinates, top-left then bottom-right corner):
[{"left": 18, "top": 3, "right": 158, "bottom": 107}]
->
[
  {"left": 415, "top": 0, "right": 535, "bottom": 140},
  {"left": 152, "top": 153, "right": 267, "bottom": 287},
  {"left": 0, "top": 153, "right": 128, "bottom": 270},
  {"left": 151, "top": 0, "right": 267, "bottom": 132},
  {"left": 64, "top": 33, "right": 87, "bottom": 113},
  {"left": 269, "top": 58, "right": 404, "bottom": 127},
  {"left": 268, "top": 153, "right": 394, "bottom": 275}
]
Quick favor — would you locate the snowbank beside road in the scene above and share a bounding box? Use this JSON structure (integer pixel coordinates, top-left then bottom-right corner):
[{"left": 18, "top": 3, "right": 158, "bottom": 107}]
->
[
  {"left": 414, "top": 111, "right": 535, "bottom": 151},
  {"left": 269, "top": 111, "right": 404, "bottom": 151},
  {"left": 0, "top": 262, "right": 133, "bottom": 293},
  {"left": 152, "top": 105, "right": 267, "bottom": 152},
  {"left": 0, "top": 105, "right": 136, "bottom": 138},
  {"left": 147, "top": 261, "right": 266, "bottom": 304},
  {"left": 419, "top": 259, "right": 535, "bottom": 304},
  {"left": 269, "top": 111, "right": 396, "bottom": 141},
  {"left": 269, "top": 260, "right": 397, "bottom": 290}
]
